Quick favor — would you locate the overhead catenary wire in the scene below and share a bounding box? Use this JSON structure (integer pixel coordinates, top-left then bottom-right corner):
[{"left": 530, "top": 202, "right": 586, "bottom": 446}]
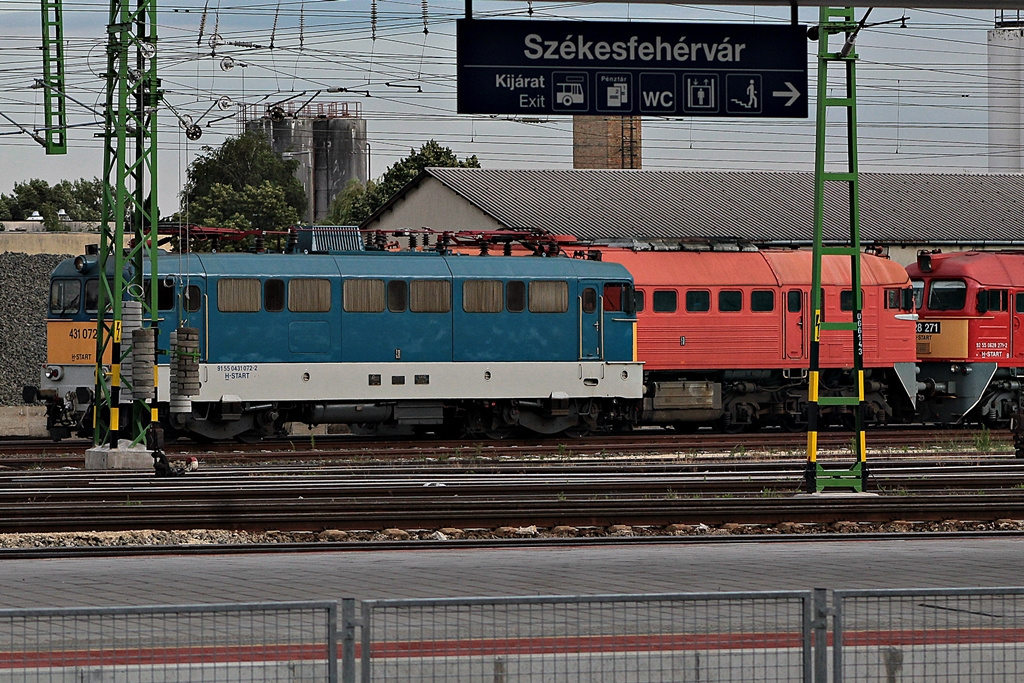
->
[{"left": 0, "top": 2, "right": 1015, "bottom": 210}]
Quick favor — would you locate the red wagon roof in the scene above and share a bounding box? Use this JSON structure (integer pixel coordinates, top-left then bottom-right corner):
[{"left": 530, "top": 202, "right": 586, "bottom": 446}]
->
[{"left": 600, "top": 249, "right": 910, "bottom": 288}]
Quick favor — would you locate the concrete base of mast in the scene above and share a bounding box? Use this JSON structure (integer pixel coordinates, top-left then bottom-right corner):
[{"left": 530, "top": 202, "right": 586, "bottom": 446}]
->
[{"left": 85, "top": 439, "right": 154, "bottom": 470}]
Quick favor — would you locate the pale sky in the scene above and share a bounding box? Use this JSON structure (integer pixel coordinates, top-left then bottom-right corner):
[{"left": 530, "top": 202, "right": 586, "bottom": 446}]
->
[{"left": 0, "top": 2, "right": 1007, "bottom": 217}]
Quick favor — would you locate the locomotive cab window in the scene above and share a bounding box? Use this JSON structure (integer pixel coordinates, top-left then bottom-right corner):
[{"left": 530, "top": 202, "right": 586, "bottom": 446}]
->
[
  {"left": 1017, "top": 293, "right": 1024, "bottom": 314},
  {"left": 529, "top": 281, "right": 568, "bottom": 313},
  {"left": 685, "top": 290, "right": 710, "bottom": 313},
  {"left": 50, "top": 279, "right": 81, "bottom": 315},
  {"left": 411, "top": 280, "right": 451, "bottom": 313},
  {"left": 976, "top": 289, "right": 1007, "bottom": 314},
  {"left": 218, "top": 278, "right": 261, "bottom": 312},
  {"left": 289, "top": 278, "right": 331, "bottom": 312},
  {"left": 751, "top": 290, "right": 774, "bottom": 312},
  {"left": 464, "top": 280, "right": 503, "bottom": 313},
  {"left": 85, "top": 279, "right": 99, "bottom": 314},
  {"left": 884, "top": 287, "right": 915, "bottom": 311},
  {"left": 718, "top": 290, "right": 742, "bottom": 312},
  {"left": 911, "top": 280, "right": 924, "bottom": 310},
  {"left": 603, "top": 283, "right": 633, "bottom": 314},
  {"left": 634, "top": 289, "right": 645, "bottom": 313},
  {"left": 928, "top": 280, "right": 967, "bottom": 311},
  {"left": 264, "top": 279, "right": 285, "bottom": 312},
  {"left": 344, "top": 279, "right": 385, "bottom": 312},
  {"left": 143, "top": 278, "right": 177, "bottom": 311},
  {"left": 652, "top": 290, "right": 676, "bottom": 313}
]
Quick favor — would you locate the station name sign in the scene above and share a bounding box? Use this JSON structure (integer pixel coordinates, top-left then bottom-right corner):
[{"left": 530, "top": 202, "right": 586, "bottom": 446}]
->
[{"left": 457, "top": 19, "right": 808, "bottom": 118}]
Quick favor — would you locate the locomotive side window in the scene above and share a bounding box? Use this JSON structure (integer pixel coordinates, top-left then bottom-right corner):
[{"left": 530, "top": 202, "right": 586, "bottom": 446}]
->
[
  {"left": 685, "top": 290, "right": 710, "bottom": 313},
  {"left": 85, "top": 279, "right": 99, "bottom": 313},
  {"left": 976, "top": 289, "right": 1007, "bottom": 313},
  {"left": 840, "top": 290, "right": 863, "bottom": 311},
  {"left": 751, "top": 290, "right": 774, "bottom": 312},
  {"left": 787, "top": 290, "right": 801, "bottom": 313},
  {"left": 265, "top": 279, "right": 285, "bottom": 312},
  {"left": 411, "top": 280, "right": 452, "bottom": 313},
  {"left": 464, "top": 280, "right": 503, "bottom": 313},
  {"left": 184, "top": 285, "right": 201, "bottom": 313},
  {"left": 1017, "top": 293, "right": 1024, "bottom": 313},
  {"left": 218, "top": 278, "right": 261, "bottom": 312},
  {"left": 50, "top": 279, "right": 81, "bottom": 315},
  {"left": 652, "top": 290, "right": 676, "bottom": 313},
  {"left": 343, "top": 279, "right": 385, "bottom": 312},
  {"left": 928, "top": 280, "right": 966, "bottom": 311},
  {"left": 582, "top": 287, "right": 598, "bottom": 314},
  {"left": 884, "top": 288, "right": 900, "bottom": 309},
  {"left": 388, "top": 281, "right": 408, "bottom": 312},
  {"left": 529, "top": 281, "right": 569, "bottom": 313},
  {"left": 289, "top": 278, "right": 331, "bottom": 312},
  {"left": 634, "top": 289, "right": 645, "bottom": 312},
  {"left": 718, "top": 290, "right": 742, "bottom": 312},
  {"left": 507, "top": 281, "right": 526, "bottom": 313}
]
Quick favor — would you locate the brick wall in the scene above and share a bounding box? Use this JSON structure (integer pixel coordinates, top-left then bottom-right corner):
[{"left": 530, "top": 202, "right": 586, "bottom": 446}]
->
[{"left": 572, "top": 117, "right": 642, "bottom": 169}]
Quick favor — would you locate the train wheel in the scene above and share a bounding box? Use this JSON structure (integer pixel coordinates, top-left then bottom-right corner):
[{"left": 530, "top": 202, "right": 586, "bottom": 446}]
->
[
  {"left": 781, "top": 412, "right": 807, "bottom": 433},
  {"left": 562, "top": 426, "right": 591, "bottom": 439}
]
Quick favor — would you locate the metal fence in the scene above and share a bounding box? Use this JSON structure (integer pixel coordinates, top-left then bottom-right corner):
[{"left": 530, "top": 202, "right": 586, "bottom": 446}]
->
[
  {"left": 357, "top": 592, "right": 812, "bottom": 682},
  {"left": 0, "top": 601, "right": 337, "bottom": 682},
  {"left": 3, "top": 589, "right": 1024, "bottom": 681},
  {"left": 834, "top": 587, "right": 1024, "bottom": 683}
]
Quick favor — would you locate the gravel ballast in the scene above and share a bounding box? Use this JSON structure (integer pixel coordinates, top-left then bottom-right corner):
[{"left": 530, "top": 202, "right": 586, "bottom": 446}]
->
[{"left": 0, "top": 252, "right": 68, "bottom": 406}]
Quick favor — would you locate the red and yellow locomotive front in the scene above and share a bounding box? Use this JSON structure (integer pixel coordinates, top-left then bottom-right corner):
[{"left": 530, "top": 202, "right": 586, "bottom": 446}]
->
[{"left": 908, "top": 250, "right": 1024, "bottom": 425}]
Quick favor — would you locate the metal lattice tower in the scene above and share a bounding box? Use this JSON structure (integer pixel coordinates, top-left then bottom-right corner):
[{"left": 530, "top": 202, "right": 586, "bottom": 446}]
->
[
  {"left": 92, "top": 0, "right": 161, "bottom": 449},
  {"left": 805, "top": 6, "right": 867, "bottom": 493},
  {"left": 39, "top": 0, "right": 67, "bottom": 154}
]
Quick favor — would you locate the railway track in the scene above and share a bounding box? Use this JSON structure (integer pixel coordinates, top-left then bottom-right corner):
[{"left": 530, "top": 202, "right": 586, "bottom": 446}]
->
[
  {"left": 0, "top": 459, "right": 1023, "bottom": 535},
  {"left": 0, "top": 427, "right": 1013, "bottom": 468}
]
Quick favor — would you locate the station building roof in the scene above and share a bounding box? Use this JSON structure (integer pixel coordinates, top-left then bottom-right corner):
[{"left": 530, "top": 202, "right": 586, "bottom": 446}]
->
[{"left": 362, "top": 168, "right": 1024, "bottom": 249}]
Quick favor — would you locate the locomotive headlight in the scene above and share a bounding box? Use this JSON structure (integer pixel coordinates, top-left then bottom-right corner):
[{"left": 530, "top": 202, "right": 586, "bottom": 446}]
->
[
  {"left": 44, "top": 365, "right": 64, "bottom": 381},
  {"left": 73, "top": 254, "right": 96, "bottom": 273}
]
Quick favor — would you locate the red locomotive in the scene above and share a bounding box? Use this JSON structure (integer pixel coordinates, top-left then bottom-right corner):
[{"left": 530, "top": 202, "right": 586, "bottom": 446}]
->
[
  {"left": 600, "top": 245, "right": 919, "bottom": 431},
  {"left": 908, "top": 250, "right": 1024, "bottom": 427}
]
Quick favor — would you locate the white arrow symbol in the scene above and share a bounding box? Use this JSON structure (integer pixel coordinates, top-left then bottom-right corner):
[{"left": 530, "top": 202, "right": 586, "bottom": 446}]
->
[{"left": 772, "top": 82, "right": 801, "bottom": 107}]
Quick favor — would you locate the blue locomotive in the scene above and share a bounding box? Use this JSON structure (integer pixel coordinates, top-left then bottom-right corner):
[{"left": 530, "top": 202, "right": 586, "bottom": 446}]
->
[{"left": 30, "top": 237, "right": 643, "bottom": 441}]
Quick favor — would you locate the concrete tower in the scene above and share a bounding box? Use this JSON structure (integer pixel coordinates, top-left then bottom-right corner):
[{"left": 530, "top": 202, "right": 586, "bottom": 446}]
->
[
  {"left": 988, "top": 13, "right": 1024, "bottom": 172},
  {"left": 246, "top": 102, "right": 369, "bottom": 222}
]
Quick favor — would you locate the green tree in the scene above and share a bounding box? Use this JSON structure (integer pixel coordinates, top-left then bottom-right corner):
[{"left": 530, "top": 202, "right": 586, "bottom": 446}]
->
[
  {"left": 325, "top": 140, "right": 480, "bottom": 226},
  {"left": 325, "top": 179, "right": 378, "bottom": 226},
  {"left": 181, "top": 131, "right": 306, "bottom": 223},
  {"left": 0, "top": 177, "right": 103, "bottom": 226},
  {"left": 189, "top": 181, "right": 300, "bottom": 234}
]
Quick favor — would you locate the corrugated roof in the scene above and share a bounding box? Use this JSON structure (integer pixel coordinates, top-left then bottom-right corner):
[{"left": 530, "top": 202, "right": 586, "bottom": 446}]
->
[{"left": 415, "top": 168, "right": 1024, "bottom": 245}]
